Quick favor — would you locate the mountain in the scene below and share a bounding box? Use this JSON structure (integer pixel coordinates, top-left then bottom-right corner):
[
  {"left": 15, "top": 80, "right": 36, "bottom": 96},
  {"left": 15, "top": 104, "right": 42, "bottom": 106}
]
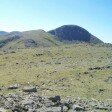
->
[
  {"left": 0, "top": 25, "right": 104, "bottom": 49},
  {"left": 48, "top": 25, "right": 103, "bottom": 44},
  {"left": 0, "top": 31, "right": 9, "bottom": 36},
  {"left": 0, "top": 30, "right": 62, "bottom": 49}
]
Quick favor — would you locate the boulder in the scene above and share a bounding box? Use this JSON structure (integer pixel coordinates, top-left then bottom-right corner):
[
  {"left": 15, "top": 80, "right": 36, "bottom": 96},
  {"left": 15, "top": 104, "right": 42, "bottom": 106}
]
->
[
  {"left": 72, "top": 104, "right": 85, "bottom": 111},
  {"left": 62, "top": 99, "right": 74, "bottom": 109},
  {"left": 0, "top": 108, "right": 7, "bottom": 112},
  {"left": 21, "top": 99, "right": 34, "bottom": 106},
  {"left": 62, "top": 106, "right": 68, "bottom": 112},
  {"left": 45, "top": 107, "right": 62, "bottom": 112},
  {"left": 23, "top": 86, "right": 37, "bottom": 92},
  {"left": 95, "top": 103, "right": 109, "bottom": 110},
  {"left": 8, "top": 84, "right": 19, "bottom": 90},
  {"left": 106, "top": 76, "right": 112, "bottom": 83},
  {"left": 49, "top": 95, "right": 61, "bottom": 103},
  {"left": 44, "top": 99, "right": 55, "bottom": 107}
]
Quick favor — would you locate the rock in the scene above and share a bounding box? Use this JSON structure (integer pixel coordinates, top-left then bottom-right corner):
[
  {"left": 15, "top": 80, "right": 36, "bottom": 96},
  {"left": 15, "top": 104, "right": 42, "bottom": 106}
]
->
[
  {"left": 44, "top": 99, "right": 55, "bottom": 107},
  {"left": 95, "top": 102, "right": 109, "bottom": 110},
  {"left": 11, "top": 105, "right": 25, "bottom": 112},
  {"left": 0, "top": 108, "right": 7, "bottom": 112},
  {"left": 84, "top": 72, "right": 89, "bottom": 74},
  {"left": 45, "top": 107, "right": 62, "bottom": 112},
  {"left": 49, "top": 95, "right": 61, "bottom": 103},
  {"left": 23, "top": 86, "right": 37, "bottom": 92},
  {"left": 98, "top": 89, "right": 105, "bottom": 93},
  {"left": 88, "top": 101, "right": 98, "bottom": 107},
  {"left": 21, "top": 99, "right": 34, "bottom": 106},
  {"left": 4, "top": 101, "right": 13, "bottom": 109},
  {"left": 28, "top": 109, "right": 37, "bottom": 112},
  {"left": 8, "top": 84, "right": 19, "bottom": 90},
  {"left": 62, "top": 99, "right": 74, "bottom": 109},
  {"left": 72, "top": 104, "right": 85, "bottom": 111},
  {"left": 0, "top": 90, "right": 112, "bottom": 112},
  {"left": 62, "top": 106, "right": 68, "bottom": 112},
  {"left": 19, "top": 99, "right": 36, "bottom": 110},
  {"left": 89, "top": 67, "right": 102, "bottom": 70},
  {"left": 24, "top": 39, "right": 37, "bottom": 47},
  {"left": 106, "top": 76, "right": 112, "bottom": 83}
]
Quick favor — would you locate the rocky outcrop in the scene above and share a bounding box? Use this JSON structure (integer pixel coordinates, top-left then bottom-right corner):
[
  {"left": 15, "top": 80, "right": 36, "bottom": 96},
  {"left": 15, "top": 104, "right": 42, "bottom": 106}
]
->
[
  {"left": 0, "top": 86, "right": 112, "bottom": 112},
  {"left": 24, "top": 39, "right": 37, "bottom": 47},
  {"left": 0, "top": 35, "right": 21, "bottom": 48}
]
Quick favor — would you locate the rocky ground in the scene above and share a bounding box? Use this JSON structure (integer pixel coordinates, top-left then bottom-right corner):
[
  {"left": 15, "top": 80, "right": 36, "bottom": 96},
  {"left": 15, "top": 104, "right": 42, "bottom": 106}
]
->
[{"left": 0, "top": 85, "right": 112, "bottom": 112}]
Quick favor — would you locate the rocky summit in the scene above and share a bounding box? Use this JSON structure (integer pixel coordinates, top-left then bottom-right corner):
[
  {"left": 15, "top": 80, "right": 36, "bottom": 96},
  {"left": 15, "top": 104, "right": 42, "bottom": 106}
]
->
[{"left": 48, "top": 25, "right": 103, "bottom": 44}]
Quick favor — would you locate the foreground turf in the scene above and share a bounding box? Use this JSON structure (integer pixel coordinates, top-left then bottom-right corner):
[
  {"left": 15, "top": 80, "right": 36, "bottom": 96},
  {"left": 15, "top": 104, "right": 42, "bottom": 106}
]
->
[{"left": 0, "top": 44, "right": 112, "bottom": 100}]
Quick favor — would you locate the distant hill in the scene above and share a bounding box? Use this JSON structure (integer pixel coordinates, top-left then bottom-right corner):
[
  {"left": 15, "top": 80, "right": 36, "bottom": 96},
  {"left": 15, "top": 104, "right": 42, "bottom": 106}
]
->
[
  {"left": 0, "top": 31, "right": 8, "bottom": 36},
  {"left": 48, "top": 25, "right": 103, "bottom": 44},
  {"left": 0, "top": 30, "right": 62, "bottom": 49},
  {"left": 0, "top": 25, "right": 104, "bottom": 49}
]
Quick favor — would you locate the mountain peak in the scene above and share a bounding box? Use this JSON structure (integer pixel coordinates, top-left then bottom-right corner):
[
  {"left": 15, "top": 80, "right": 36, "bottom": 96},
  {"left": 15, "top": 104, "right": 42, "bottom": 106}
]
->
[{"left": 48, "top": 25, "right": 103, "bottom": 43}]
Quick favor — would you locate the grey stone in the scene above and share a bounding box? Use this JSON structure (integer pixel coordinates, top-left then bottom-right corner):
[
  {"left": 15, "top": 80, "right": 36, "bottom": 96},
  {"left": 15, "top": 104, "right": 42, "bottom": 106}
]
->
[
  {"left": 44, "top": 99, "right": 55, "bottom": 107},
  {"left": 62, "top": 99, "right": 74, "bottom": 109},
  {"left": 23, "top": 86, "right": 37, "bottom": 92},
  {"left": 21, "top": 99, "right": 34, "bottom": 106},
  {"left": 49, "top": 95, "right": 61, "bottom": 102},
  {"left": 8, "top": 84, "right": 19, "bottom": 89},
  {"left": 106, "top": 76, "right": 112, "bottom": 83},
  {"left": 63, "top": 106, "right": 68, "bottom": 112},
  {"left": 72, "top": 104, "right": 85, "bottom": 111},
  {"left": 0, "top": 91, "right": 112, "bottom": 112},
  {"left": 28, "top": 109, "right": 37, "bottom": 112},
  {"left": 0, "top": 108, "right": 7, "bottom": 112},
  {"left": 4, "top": 101, "right": 13, "bottom": 109},
  {"left": 45, "top": 107, "right": 62, "bottom": 112},
  {"left": 95, "top": 103, "right": 109, "bottom": 110}
]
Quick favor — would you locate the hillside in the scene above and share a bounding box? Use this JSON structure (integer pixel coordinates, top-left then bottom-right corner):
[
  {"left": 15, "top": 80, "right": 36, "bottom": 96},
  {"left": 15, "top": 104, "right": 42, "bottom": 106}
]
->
[
  {"left": 0, "top": 30, "right": 62, "bottom": 50},
  {"left": 0, "top": 25, "right": 104, "bottom": 50},
  {"left": 0, "top": 31, "right": 8, "bottom": 36},
  {"left": 0, "top": 41, "right": 112, "bottom": 111},
  {"left": 0, "top": 44, "right": 112, "bottom": 101},
  {"left": 48, "top": 25, "right": 103, "bottom": 44}
]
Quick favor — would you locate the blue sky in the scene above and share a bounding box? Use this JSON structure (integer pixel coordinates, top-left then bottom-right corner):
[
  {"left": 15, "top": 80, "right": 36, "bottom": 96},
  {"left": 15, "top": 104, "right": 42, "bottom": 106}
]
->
[{"left": 0, "top": 0, "right": 112, "bottom": 43}]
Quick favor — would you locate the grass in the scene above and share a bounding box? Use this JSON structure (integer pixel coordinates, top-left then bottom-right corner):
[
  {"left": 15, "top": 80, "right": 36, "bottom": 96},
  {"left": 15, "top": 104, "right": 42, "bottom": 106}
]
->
[
  {"left": 0, "top": 43, "right": 112, "bottom": 100},
  {"left": 0, "top": 30, "right": 63, "bottom": 50}
]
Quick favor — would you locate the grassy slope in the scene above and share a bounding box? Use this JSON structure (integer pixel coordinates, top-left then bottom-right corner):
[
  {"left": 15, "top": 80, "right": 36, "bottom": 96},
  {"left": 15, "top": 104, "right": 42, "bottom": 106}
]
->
[
  {"left": 22, "top": 30, "right": 61, "bottom": 46},
  {"left": 0, "top": 44, "right": 112, "bottom": 100},
  {"left": 0, "top": 30, "right": 62, "bottom": 50}
]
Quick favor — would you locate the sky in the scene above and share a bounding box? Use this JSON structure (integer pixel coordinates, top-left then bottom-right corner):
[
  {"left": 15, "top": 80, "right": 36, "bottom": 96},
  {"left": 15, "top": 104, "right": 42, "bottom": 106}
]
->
[{"left": 0, "top": 0, "right": 112, "bottom": 43}]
